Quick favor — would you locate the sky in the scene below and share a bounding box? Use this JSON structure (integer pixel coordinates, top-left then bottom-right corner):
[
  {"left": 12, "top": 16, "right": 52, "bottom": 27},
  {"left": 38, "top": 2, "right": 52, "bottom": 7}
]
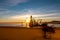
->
[{"left": 0, "top": 0, "right": 60, "bottom": 22}]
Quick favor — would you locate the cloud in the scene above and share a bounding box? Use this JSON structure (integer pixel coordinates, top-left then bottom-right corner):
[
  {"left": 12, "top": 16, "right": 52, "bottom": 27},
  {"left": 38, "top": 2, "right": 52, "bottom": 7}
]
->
[
  {"left": 0, "top": 10, "right": 11, "bottom": 15},
  {"left": 0, "top": 0, "right": 28, "bottom": 9},
  {"left": 7, "top": 9, "right": 59, "bottom": 19},
  {"left": 0, "top": 9, "right": 60, "bottom": 21},
  {"left": 0, "top": 8, "right": 8, "bottom": 10},
  {"left": 1, "top": 0, "right": 28, "bottom": 6},
  {"left": 9, "top": 14, "right": 57, "bottom": 19}
]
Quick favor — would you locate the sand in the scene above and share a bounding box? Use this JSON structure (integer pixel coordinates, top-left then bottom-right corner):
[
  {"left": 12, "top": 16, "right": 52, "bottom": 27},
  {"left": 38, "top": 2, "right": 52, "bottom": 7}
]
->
[{"left": 0, "top": 27, "right": 60, "bottom": 40}]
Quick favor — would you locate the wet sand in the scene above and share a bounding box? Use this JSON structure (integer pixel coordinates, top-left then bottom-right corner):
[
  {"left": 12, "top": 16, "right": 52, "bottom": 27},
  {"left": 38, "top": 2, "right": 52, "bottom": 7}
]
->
[{"left": 0, "top": 27, "right": 60, "bottom": 40}]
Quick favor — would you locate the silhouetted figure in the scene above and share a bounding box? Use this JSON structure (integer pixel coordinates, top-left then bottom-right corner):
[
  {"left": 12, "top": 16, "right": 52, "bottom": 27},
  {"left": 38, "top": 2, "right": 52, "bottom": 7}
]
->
[
  {"left": 47, "top": 25, "right": 56, "bottom": 39},
  {"left": 41, "top": 23, "right": 48, "bottom": 39},
  {"left": 48, "top": 26, "right": 55, "bottom": 33},
  {"left": 41, "top": 23, "right": 56, "bottom": 39},
  {"left": 29, "top": 16, "right": 33, "bottom": 27}
]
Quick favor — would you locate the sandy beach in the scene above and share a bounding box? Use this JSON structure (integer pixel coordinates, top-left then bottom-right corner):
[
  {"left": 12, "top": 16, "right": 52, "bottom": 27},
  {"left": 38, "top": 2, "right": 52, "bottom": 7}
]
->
[{"left": 0, "top": 27, "right": 60, "bottom": 40}]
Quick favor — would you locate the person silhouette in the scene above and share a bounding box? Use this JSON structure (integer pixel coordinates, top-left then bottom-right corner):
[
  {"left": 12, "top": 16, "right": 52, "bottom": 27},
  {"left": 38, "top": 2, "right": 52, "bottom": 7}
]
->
[
  {"left": 41, "top": 22, "right": 48, "bottom": 39},
  {"left": 29, "top": 16, "right": 33, "bottom": 27}
]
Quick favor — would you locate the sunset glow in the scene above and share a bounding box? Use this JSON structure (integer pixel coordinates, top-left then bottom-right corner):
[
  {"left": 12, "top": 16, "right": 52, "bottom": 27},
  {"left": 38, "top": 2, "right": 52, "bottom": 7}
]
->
[
  {"left": 0, "top": 0, "right": 60, "bottom": 22},
  {"left": 26, "top": 18, "right": 30, "bottom": 23}
]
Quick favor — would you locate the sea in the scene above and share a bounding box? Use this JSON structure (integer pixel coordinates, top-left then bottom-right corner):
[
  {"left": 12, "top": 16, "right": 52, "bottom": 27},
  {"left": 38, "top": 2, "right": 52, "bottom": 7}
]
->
[{"left": 0, "top": 23, "right": 60, "bottom": 27}]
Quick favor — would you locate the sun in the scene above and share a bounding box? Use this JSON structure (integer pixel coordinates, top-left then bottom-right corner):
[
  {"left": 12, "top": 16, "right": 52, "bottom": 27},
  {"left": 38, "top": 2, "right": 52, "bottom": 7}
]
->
[{"left": 26, "top": 18, "right": 30, "bottom": 23}]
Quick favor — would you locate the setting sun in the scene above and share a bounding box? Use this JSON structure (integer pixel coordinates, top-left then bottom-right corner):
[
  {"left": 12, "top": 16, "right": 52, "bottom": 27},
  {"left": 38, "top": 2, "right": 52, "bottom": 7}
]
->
[{"left": 26, "top": 18, "right": 30, "bottom": 23}]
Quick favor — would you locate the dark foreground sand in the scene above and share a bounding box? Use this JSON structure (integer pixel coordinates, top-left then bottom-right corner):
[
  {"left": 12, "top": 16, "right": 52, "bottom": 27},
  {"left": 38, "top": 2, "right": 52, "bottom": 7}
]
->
[{"left": 0, "top": 27, "right": 60, "bottom": 40}]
